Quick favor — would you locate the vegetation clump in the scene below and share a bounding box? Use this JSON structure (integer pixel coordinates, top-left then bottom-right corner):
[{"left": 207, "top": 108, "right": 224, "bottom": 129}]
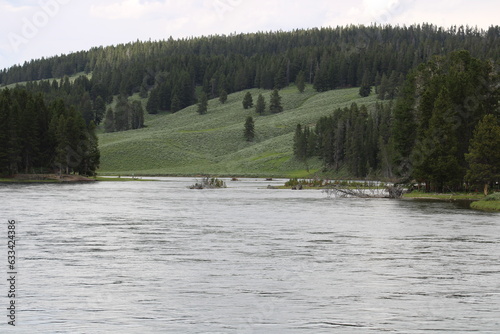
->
[{"left": 189, "top": 176, "right": 227, "bottom": 189}]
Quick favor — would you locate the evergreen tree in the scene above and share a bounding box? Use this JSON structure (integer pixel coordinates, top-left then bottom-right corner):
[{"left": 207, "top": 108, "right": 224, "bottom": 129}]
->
[
  {"left": 104, "top": 108, "right": 115, "bottom": 133},
  {"left": 146, "top": 87, "right": 160, "bottom": 114},
  {"left": 77, "top": 121, "right": 100, "bottom": 176},
  {"left": 412, "top": 87, "right": 462, "bottom": 191},
  {"left": 242, "top": 92, "right": 253, "bottom": 109},
  {"left": 0, "top": 90, "right": 12, "bottom": 174},
  {"left": 197, "top": 92, "right": 208, "bottom": 115},
  {"left": 293, "top": 124, "right": 307, "bottom": 161},
  {"left": 114, "top": 95, "right": 131, "bottom": 131},
  {"left": 131, "top": 101, "right": 145, "bottom": 129},
  {"left": 359, "top": 72, "right": 372, "bottom": 97},
  {"left": 255, "top": 94, "right": 266, "bottom": 115},
  {"left": 465, "top": 114, "right": 500, "bottom": 195},
  {"left": 296, "top": 70, "right": 306, "bottom": 93},
  {"left": 269, "top": 89, "right": 283, "bottom": 113},
  {"left": 219, "top": 89, "right": 228, "bottom": 104},
  {"left": 171, "top": 94, "right": 181, "bottom": 113},
  {"left": 93, "top": 96, "right": 106, "bottom": 125},
  {"left": 244, "top": 116, "right": 255, "bottom": 142},
  {"left": 80, "top": 92, "right": 94, "bottom": 126},
  {"left": 377, "top": 73, "right": 389, "bottom": 100}
]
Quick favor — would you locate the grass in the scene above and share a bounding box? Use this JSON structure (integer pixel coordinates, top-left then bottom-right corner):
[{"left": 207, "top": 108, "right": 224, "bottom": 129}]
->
[
  {"left": 403, "top": 192, "right": 486, "bottom": 201},
  {"left": 98, "top": 85, "right": 378, "bottom": 176},
  {"left": 470, "top": 193, "right": 500, "bottom": 212}
]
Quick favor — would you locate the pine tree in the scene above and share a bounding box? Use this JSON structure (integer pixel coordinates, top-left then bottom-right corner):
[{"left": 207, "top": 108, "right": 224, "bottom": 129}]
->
[
  {"left": 242, "top": 92, "right": 253, "bottom": 109},
  {"left": 359, "top": 72, "right": 372, "bottom": 97},
  {"left": 77, "top": 121, "right": 100, "bottom": 176},
  {"left": 244, "top": 116, "right": 255, "bottom": 142},
  {"left": 413, "top": 87, "right": 462, "bottom": 191},
  {"left": 269, "top": 89, "right": 283, "bottom": 113},
  {"left": 80, "top": 92, "right": 94, "bottom": 126},
  {"left": 293, "top": 124, "right": 306, "bottom": 161},
  {"left": 465, "top": 114, "right": 500, "bottom": 195},
  {"left": 296, "top": 70, "right": 306, "bottom": 93},
  {"left": 171, "top": 94, "right": 181, "bottom": 113},
  {"left": 114, "top": 95, "right": 131, "bottom": 131},
  {"left": 377, "top": 73, "right": 389, "bottom": 100},
  {"left": 197, "top": 92, "right": 208, "bottom": 115},
  {"left": 0, "top": 90, "right": 11, "bottom": 174},
  {"left": 219, "top": 89, "right": 228, "bottom": 104},
  {"left": 131, "top": 101, "right": 144, "bottom": 129},
  {"left": 104, "top": 108, "right": 115, "bottom": 133},
  {"left": 255, "top": 94, "right": 266, "bottom": 115},
  {"left": 146, "top": 87, "right": 160, "bottom": 114},
  {"left": 93, "top": 96, "right": 106, "bottom": 125}
]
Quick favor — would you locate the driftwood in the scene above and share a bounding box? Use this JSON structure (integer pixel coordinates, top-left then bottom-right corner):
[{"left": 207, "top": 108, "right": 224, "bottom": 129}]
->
[{"left": 323, "top": 184, "right": 406, "bottom": 199}]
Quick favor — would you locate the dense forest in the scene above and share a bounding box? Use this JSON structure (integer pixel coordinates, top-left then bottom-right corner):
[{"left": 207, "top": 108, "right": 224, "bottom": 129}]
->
[
  {"left": 294, "top": 51, "right": 500, "bottom": 192},
  {"left": 0, "top": 88, "right": 99, "bottom": 176},
  {"left": 1, "top": 24, "right": 499, "bottom": 116}
]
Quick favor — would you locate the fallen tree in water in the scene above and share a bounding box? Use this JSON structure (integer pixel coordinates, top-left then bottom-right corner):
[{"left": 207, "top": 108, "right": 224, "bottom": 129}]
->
[{"left": 322, "top": 184, "right": 406, "bottom": 199}]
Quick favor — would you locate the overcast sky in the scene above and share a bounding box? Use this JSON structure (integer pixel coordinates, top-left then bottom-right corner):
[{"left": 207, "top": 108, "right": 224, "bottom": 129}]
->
[{"left": 0, "top": 0, "right": 498, "bottom": 70}]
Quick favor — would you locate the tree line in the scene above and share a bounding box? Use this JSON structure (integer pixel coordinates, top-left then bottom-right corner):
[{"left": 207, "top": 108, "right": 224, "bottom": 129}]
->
[
  {"left": 0, "top": 88, "right": 100, "bottom": 176},
  {"left": 294, "top": 51, "right": 500, "bottom": 192},
  {"left": 1, "top": 24, "right": 499, "bottom": 115}
]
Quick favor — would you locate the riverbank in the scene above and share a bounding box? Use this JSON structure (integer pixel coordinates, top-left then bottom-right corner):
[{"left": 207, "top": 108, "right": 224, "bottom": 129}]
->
[
  {"left": 0, "top": 174, "right": 96, "bottom": 183},
  {"left": 403, "top": 191, "right": 500, "bottom": 212},
  {"left": 0, "top": 174, "right": 161, "bottom": 183}
]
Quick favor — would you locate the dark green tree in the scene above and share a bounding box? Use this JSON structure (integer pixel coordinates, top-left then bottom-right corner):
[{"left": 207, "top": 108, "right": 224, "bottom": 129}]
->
[
  {"left": 359, "top": 72, "right": 372, "bottom": 97},
  {"left": 296, "top": 70, "right": 306, "bottom": 93},
  {"left": 93, "top": 96, "right": 106, "bottom": 125},
  {"left": 171, "top": 94, "right": 181, "bottom": 113},
  {"left": 219, "top": 89, "right": 228, "bottom": 104},
  {"left": 269, "top": 89, "right": 283, "bottom": 113},
  {"left": 465, "top": 114, "right": 500, "bottom": 195},
  {"left": 412, "top": 87, "right": 462, "bottom": 191},
  {"left": 77, "top": 121, "right": 100, "bottom": 176},
  {"left": 244, "top": 116, "right": 255, "bottom": 142},
  {"left": 146, "top": 87, "right": 160, "bottom": 114},
  {"left": 104, "top": 108, "right": 115, "bottom": 133},
  {"left": 131, "top": 101, "right": 145, "bottom": 129},
  {"left": 293, "top": 124, "right": 307, "bottom": 161},
  {"left": 242, "top": 92, "right": 253, "bottom": 109},
  {"left": 114, "top": 95, "right": 131, "bottom": 131},
  {"left": 255, "top": 94, "right": 266, "bottom": 115},
  {"left": 197, "top": 92, "right": 208, "bottom": 115}
]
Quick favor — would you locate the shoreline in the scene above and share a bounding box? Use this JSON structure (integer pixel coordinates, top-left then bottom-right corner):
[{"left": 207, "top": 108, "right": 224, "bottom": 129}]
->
[{"left": 0, "top": 174, "right": 96, "bottom": 183}]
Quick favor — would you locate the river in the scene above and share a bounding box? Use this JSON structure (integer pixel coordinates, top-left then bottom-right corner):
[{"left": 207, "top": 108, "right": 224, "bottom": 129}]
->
[{"left": 1, "top": 177, "right": 499, "bottom": 333}]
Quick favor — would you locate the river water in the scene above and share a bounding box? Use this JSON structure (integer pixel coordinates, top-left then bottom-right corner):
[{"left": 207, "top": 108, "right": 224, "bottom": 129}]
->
[{"left": 1, "top": 177, "right": 499, "bottom": 333}]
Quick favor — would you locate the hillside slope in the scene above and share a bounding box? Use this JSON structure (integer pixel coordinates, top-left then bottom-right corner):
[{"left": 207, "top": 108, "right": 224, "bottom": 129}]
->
[{"left": 98, "top": 86, "right": 378, "bottom": 176}]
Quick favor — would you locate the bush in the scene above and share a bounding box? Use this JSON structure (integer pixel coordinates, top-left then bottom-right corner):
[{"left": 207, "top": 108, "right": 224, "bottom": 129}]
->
[{"left": 484, "top": 192, "right": 500, "bottom": 201}]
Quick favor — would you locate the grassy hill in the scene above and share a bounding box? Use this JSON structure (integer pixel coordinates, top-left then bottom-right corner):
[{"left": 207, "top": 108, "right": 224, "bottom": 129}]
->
[{"left": 98, "top": 86, "right": 378, "bottom": 177}]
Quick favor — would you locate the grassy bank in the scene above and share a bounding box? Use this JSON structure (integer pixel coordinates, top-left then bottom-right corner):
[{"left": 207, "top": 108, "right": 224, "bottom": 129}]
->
[
  {"left": 404, "top": 191, "right": 500, "bottom": 212},
  {"left": 0, "top": 174, "right": 95, "bottom": 183},
  {"left": 471, "top": 201, "right": 500, "bottom": 212},
  {"left": 403, "top": 192, "right": 485, "bottom": 201},
  {"left": 98, "top": 86, "right": 378, "bottom": 176},
  {"left": 470, "top": 193, "right": 500, "bottom": 212}
]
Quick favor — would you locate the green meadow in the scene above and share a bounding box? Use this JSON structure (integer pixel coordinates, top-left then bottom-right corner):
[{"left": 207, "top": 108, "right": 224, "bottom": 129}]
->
[{"left": 98, "top": 86, "right": 378, "bottom": 177}]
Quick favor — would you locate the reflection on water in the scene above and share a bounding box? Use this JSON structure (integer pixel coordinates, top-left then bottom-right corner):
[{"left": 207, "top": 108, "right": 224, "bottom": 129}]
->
[{"left": 1, "top": 178, "right": 499, "bottom": 333}]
